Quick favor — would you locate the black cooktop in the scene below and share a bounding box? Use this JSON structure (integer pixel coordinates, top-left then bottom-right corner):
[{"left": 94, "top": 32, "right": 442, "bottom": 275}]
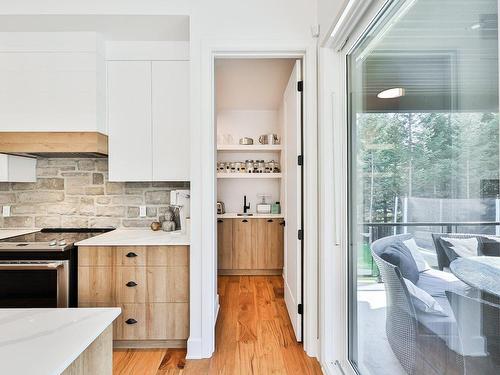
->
[{"left": 0, "top": 228, "right": 113, "bottom": 244}]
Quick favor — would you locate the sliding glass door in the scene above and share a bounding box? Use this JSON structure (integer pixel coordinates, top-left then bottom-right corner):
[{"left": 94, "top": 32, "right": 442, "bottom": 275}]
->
[{"left": 348, "top": 0, "right": 499, "bottom": 374}]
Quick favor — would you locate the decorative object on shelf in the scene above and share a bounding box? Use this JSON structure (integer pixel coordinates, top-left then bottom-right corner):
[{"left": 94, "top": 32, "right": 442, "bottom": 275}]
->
[
  {"left": 150, "top": 221, "right": 161, "bottom": 231},
  {"left": 216, "top": 159, "right": 280, "bottom": 174},
  {"left": 259, "top": 133, "right": 280, "bottom": 145},
  {"left": 217, "top": 201, "right": 226, "bottom": 214},
  {"left": 161, "top": 208, "right": 176, "bottom": 232},
  {"left": 239, "top": 137, "right": 254, "bottom": 145},
  {"left": 271, "top": 201, "right": 281, "bottom": 214}
]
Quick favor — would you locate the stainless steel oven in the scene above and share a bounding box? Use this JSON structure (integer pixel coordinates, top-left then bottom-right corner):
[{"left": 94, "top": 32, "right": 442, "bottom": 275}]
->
[
  {"left": 0, "top": 260, "right": 69, "bottom": 308},
  {"left": 0, "top": 228, "right": 112, "bottom": 308}
]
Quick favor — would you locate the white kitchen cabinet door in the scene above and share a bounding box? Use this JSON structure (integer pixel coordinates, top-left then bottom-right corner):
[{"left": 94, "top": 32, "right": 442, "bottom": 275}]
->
[
  {"left": 107, "top": 61, "right": 152, "bottom": 181},
  {"left": 152, "top": 61, "right": 190, "bottom": 181},
  {"left": 0, "top": 154, "right": 36, "bottom": 182}
]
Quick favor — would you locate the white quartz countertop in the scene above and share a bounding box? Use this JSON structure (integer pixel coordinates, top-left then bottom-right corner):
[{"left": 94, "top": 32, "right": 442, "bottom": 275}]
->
[
  {"left": 0, "top": 307, "right": 121, "bottom": 375},
  {"left": 75, "top": 228, "right": 190, "bottom": 246},
  {"left": 217, "top": 213, "right": 284, "bottom": 219},
  {"left": 0, "top": 229, "right": 40, "bottom": 240}
]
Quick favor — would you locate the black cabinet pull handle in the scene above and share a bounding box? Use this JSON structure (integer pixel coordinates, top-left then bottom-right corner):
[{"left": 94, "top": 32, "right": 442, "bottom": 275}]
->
[
  {"left": 280, "top": 221, "right": 285, "bottom": 226},
  {"left": 242, "top": 219, "right": 248, "bottom": 223},
  {"left": 267, "top": 219, "right": 274, "bottom": 222},
  {"left": 126, "top": 281, "right": 138, "bottom": 287},
  {"left": 217, "top": 219, "right": 223, "bottom": 223},
  {"left": 126, "top": 252, "right": 138, "bottom": 258},
  {"left": 125, "top": 318, "right": 137, "bottom": 325}
]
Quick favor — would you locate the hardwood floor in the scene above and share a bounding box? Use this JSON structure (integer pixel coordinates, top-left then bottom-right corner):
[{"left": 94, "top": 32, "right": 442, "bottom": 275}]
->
[{"left": 113, "top": 275, "right": 323, "bottom": 374}]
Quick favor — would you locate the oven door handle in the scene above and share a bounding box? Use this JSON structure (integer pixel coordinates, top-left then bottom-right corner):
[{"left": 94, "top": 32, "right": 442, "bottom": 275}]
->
[{"left": 0, "top": 262, "right": 65, "bottom": 270}]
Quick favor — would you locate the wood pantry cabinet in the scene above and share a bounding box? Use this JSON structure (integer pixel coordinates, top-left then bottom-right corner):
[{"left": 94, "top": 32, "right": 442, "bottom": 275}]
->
[
  {"left": 217, "top": 218, "right": 284, "bottom": 275},
  {"left": 78, "top": 245, "right": 189, "bottom": 348}
]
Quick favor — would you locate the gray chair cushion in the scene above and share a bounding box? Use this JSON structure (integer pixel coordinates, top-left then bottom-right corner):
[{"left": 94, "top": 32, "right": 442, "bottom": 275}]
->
[{"left": 380, "top": 242, "right": 419, "bottom": 284}]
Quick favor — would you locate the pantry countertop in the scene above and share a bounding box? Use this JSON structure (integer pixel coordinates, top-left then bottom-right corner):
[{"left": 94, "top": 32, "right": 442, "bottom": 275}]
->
[{"left": 217, "top": 213, "right": 284, "bottom": 219}]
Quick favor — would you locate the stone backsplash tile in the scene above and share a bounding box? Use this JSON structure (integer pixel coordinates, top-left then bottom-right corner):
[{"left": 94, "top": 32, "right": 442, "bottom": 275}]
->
[{"left": 0, "top": 158, "right": 189, "bottom": 229}]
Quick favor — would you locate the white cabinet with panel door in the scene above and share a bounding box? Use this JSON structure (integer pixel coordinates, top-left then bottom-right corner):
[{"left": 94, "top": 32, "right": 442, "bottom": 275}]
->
[
  {"left": 0, "top": 154, "right": 36, "bottom": 182},
  {"left": 107, "top": 60, "right": 189, "bottom": 182},
  {"left": 107, "top": 61, "right": 152, "bottom": 182},
  {"left": 152, "top": 61, "right": 189, "bottom": 181}
]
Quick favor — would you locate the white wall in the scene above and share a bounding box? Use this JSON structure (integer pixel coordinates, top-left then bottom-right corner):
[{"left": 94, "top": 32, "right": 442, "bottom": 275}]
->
[
  {"left": 189, "top": 0, "right": 317, "bottom": 359},
  {"left": 317, "top": 0, "right": 348, "bottom": 45}
]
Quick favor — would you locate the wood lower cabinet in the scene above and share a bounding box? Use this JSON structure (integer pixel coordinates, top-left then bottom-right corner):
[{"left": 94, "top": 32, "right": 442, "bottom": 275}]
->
[
  {"left": 232, "top": 219, "right": 254, "bottom": 269},
  {"left": 254, "top": 218, "right": 284, "bottom": 270},
  {"left": 78, "top": 245, "right": 189, "bottom": 348},
  {"left": 217, "top": 218, "right": 284, "bottom": 275},
  {"left": 217, "top": 218, "right": 233, "bottom": 269}
]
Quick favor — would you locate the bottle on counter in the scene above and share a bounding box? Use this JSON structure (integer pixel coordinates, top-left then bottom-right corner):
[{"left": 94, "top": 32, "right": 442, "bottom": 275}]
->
[{"left": 271, "top": 201, "right": 281, "bottom": 214}]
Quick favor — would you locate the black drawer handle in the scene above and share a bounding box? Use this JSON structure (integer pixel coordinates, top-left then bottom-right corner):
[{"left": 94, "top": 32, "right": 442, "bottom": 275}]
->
[
  {"left": 126, "top": 281, "right": 138, "bottom": 287},
  {"left": 125, "top": 318, "right": 138, "bottom": 325},
  {"left": 242, "top": 219, "right": 248, "bottom": 223},
  {"left": 126, "top": 252, "right": 138, "bottom": 258},
  {"left": 217, "top": 219, "right": 223, "bottom": 223},
  {"left": 280, "top": 222, "right": 285, "bottom": 226},
  {"left": 267, "top": 219, "right": 274, "bottom": 222}
]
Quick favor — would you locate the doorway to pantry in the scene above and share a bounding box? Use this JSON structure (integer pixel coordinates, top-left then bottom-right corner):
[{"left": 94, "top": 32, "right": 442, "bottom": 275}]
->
[{"left": 214, "top": 57, "right": 304, "bottom": 343}]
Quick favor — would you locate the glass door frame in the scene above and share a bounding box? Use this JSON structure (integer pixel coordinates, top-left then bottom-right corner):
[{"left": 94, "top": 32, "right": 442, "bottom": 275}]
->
[{"left": 318, "top": 1, "right": 399, "bottom": 374}]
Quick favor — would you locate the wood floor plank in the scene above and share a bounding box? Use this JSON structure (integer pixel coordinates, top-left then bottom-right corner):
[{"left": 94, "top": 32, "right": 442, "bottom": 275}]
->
[
  {"left": 113, "top": 349, "right": 166, "bottom": 375},
  {"left": 114, "top": 276, "right": 323, "bottom": 375}
]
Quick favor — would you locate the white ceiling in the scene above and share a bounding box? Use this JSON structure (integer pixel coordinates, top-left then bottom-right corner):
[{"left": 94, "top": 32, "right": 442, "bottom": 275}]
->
[
  {"left": 215, "top": 58, "right": 295, "bottom": 111},
  {"left": 0, "top": 15, "right": 189, "bottom": 41}
]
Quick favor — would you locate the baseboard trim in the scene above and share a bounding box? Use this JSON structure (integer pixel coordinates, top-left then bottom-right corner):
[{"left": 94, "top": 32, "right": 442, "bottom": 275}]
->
[
  {"left": 113, "top": 339, "right": 186, "bottom": 349},
  {"left": 186, "top": 337, "right": 203, "bottom": 359},
  {"left": 218, "top": 269, "right": 282, "bottom": 276}
]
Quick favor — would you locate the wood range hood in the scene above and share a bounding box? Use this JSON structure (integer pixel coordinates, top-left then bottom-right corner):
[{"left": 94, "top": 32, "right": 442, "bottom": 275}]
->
[{"left": 0, "top": 132, "right": 108, "bottom": 158}]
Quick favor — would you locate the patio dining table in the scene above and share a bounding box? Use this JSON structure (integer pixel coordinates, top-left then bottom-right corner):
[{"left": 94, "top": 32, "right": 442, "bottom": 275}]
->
[{"left": 450, "top": 256, "right": 500, "bottom": 298}]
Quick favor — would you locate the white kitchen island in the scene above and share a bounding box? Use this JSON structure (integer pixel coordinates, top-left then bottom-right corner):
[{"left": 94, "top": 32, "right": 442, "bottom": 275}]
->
[{"left": 0, "top": 308, "right": 120, "bottom": 375}]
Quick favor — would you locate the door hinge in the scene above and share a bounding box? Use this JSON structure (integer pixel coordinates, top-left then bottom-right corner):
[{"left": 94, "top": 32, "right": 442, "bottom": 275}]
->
[
  {"left": 297, "top": 80, "right": 303, "bottom": 92},
  {"left": 297, "top": 155, "right": 303, "bottom": 166},
  {"left": 298, "top": 303, "right": 303, "bottom": 315},
  {"left": 298, "top": 229, "right": 303, "bottom": 240}
]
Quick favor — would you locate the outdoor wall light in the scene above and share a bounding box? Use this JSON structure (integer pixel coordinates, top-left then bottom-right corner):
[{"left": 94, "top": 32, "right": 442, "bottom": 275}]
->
[{"left": 377, "top": 88, "right": 405, "bottom": 99}]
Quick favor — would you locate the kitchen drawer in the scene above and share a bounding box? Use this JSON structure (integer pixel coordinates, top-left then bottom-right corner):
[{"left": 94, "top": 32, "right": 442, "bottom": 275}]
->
[
  {"left": 146, "top": 266, "right": 189, "bottom": 303},
  {"left": 145, "top": 246, "right": 189, "bottom": 267},
  {"left": 114, "top": 247, "right": 147, "bottom": 266},
  {"left": 114, "top": 267, "right": 147, "bottom": 303},
  {"left": 78, "top": 266, "right": 114, "bottom": 304},
  {"left": 78, "top": 246, "right": 113, "bottom": 266},
  {"left": 146, "top": 303, "right": 189, "bottom": 340},
  {"left": 114, "top": 304, "right": 147, "bottom": 340}
]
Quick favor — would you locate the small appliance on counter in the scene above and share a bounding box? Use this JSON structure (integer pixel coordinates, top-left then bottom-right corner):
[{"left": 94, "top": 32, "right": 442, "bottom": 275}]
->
[
  {"left": 217, "top": 201, "right": 226, "bottom": 214},
  {"left": 256, "top": 194, "right": 272, "bottom": 214},
  {"left": 170, "top": 189, "right": 190, "bottom": 232}
]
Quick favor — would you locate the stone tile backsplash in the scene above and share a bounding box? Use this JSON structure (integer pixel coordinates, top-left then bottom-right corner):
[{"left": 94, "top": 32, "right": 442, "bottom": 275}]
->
[{"left": 0, "top": 158, "right": 189, "bottom": 229}]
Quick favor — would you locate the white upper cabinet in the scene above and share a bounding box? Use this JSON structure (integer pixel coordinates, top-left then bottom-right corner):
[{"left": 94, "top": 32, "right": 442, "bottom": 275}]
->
[
  {"left": 152, "top": 61, "right": 190, "bottom": 181},
  {"left": 0, "top": 154, "right": 36, "bottom": 182},
  {"left": 0, "top": 32, "right": 106, "bottom": 133},
  {"left": 107, "top": 61, "right": 152, "bottom": 182},
  {"left": 106, "top": 42, "right": 190, "bottom": 182}
]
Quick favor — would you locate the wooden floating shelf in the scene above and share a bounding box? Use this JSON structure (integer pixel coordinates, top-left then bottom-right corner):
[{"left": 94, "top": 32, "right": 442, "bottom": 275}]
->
[
  {"left": 217, "top": 173, "right": 282, "bottom": 179},
  {"left": 216, "top": 145, "right": 282, "bottom": 152}
]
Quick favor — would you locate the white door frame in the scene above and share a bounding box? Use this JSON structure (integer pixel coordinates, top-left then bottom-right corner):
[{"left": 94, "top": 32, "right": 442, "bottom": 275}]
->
[
  {"left": 317, "top": 1, "right": 393, "bottom": 374},
  {"left": 188, "top": 39, "right": 318, "bottom": 359}
]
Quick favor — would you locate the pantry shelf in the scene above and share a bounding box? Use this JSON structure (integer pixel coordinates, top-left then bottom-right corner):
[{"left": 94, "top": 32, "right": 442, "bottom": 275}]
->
[
  {"left": 216, "top": 145, "right": 282, "bottom": 152},
  {"left": 217, "top": 173, "right": 282, "bottom": 179}
]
